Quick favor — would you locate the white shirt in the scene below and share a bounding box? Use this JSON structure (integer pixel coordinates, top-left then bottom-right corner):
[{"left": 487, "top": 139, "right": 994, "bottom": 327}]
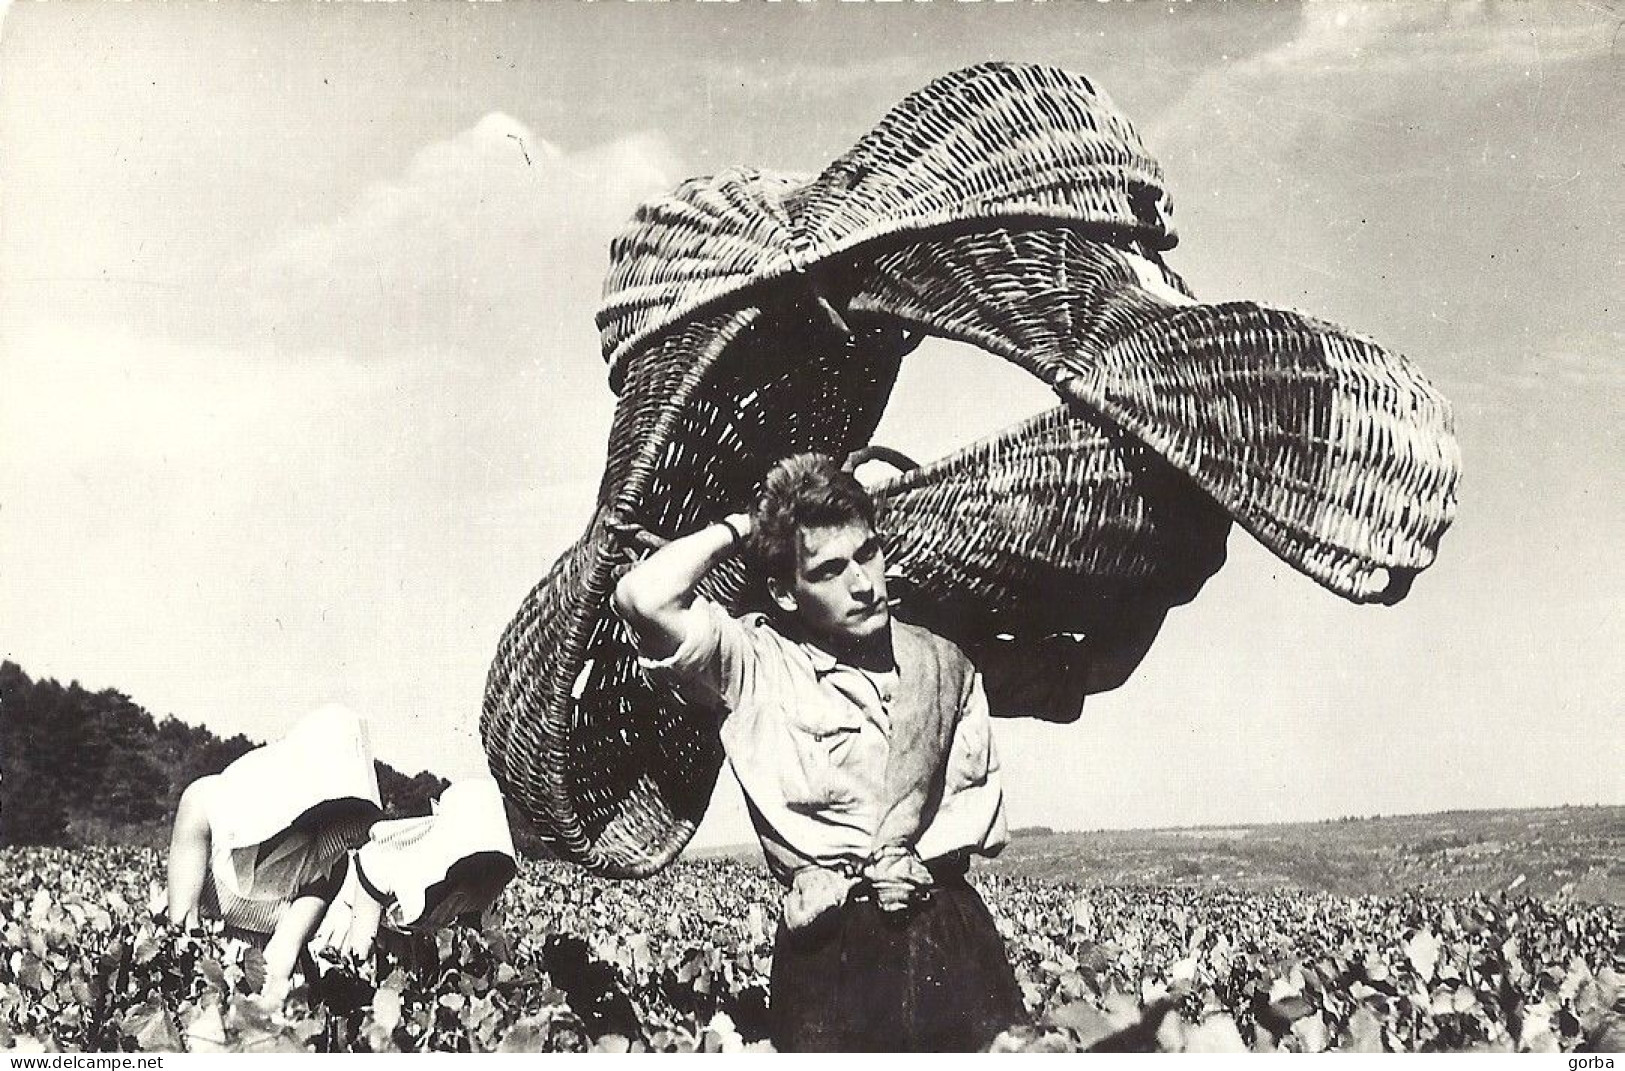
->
[{"left": 637, "top": 597, "right": 1008, "bottom": 883}]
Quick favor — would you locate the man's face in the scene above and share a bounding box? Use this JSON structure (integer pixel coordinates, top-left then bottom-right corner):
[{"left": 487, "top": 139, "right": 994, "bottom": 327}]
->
[{"left": 775, "top": 521, "right": 890, "bottom": 649}]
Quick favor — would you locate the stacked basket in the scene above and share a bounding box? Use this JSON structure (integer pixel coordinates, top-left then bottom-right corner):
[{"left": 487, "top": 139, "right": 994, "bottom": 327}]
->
[{"left": 482, "top": 63, "right": 1460, "bottom": 877}]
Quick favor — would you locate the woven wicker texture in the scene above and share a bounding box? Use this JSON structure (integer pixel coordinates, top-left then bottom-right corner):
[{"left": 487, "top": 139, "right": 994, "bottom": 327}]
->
[
  {"left": 483, "top": 308, "right": 915, "bottom": 875},
  {"left": 484, "top": 62, "right": 1461, "bottom": 875},
  {"left": 599, "top": 62, "right": 1174, "bottom": 384},
  {"left": 872, "top": 404, "right": 1232, "bottom": 723},
  {"left": 851, "top": 230, "right": 1459, "bottom": 603}
]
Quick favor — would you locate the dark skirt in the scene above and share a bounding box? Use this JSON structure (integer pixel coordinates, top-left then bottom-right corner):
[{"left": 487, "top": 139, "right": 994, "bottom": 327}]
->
[{"left": 769, "top": 877, "right": 1027, "bottom": 1052}]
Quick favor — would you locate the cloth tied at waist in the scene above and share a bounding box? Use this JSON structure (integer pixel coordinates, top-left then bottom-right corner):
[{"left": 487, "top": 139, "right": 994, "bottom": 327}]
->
[
  {"left": 783, "top": 847, "right": 967, "bottom": 932},
  {"left": 776, "top": 624, "right": 982, "bottom": 934}
]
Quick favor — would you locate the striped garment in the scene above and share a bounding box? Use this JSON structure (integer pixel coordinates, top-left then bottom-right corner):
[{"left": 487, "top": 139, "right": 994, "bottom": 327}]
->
[{"left": 201, "top": 817, "right": 372, "bottom": 935}]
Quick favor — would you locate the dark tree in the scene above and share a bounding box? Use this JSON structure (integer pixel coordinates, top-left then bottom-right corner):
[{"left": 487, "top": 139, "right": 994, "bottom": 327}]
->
[
  {"left": 379, "top": 768, "right": 451, "bottom": 818},
  {"left": 2, "top": 764, "right": 72, "bottom": 846},
  {"left": 0, "top": 660, "right": 446, "bottom": 846}
]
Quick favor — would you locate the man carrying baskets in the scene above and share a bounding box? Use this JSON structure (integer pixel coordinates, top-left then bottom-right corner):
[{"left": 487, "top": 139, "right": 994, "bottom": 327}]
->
[{"left": 614, "top": 452, "right": 1026, "bottom": 1052}]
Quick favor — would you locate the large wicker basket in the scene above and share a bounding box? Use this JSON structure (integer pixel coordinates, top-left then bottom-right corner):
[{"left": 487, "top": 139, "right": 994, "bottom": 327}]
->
[{"left": 482, "top": 63, "right": 1460, "bottom": 877}]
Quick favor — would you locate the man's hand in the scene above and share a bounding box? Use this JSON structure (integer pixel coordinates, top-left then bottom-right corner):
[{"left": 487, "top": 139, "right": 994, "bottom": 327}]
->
[
  {"left": 784, "top": 866, "right": 859, "bottom": 931},
  {"left": 718, "top": 511, "right": 752, "bottom": 547},
  {"left": 604, "top": 512, "right": 671, "bottom": 553},
  {"left": 863, "top": 848, "right": 932, "bottom": 913},
  {"left": 613, "top": 512, "right": 753, "bottom": 662}
]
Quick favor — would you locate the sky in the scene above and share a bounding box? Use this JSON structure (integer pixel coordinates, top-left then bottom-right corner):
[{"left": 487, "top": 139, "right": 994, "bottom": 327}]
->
[{"left": 2, "top": 0, "right": 1620, "bottom": 850}]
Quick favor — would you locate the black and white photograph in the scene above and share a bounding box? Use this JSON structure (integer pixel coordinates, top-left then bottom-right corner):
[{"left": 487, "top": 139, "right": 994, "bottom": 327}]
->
[{"left": 1, "top": 0, "right": 1621, "bottom": 1055}]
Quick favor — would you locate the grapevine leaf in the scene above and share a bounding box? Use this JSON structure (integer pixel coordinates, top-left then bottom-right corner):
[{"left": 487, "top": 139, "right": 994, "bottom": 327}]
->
[
  {"left": 1264, "top": 995, "right": 1314, "bottom": 1029},
  {"left": 121, "top": 999, "right": 181, "bottom": 1052},
  {"left": 1291, "top": 1012, "right": 1329, "bottom": 1053},
  {"left": 1184, "top": 1015, "right": 1247, "bottom": 1053},
  {"left": 372, "top": 986, "right": 403, "bottom": 1034},
  {"left": 132, "top": 937, "right": 160, "bottom": 966},
  {"left": 199, "top": 958, "right": 227, "bottom": 994},
  {"left": 1406, "top": 930, "right": 1442, "bottom": 983},
  {"left": 241, "top": 948, "right": 267, "bottom": 995},
  {"left": 496, "top": 1017, "right": 548, "bottom": 1053},
  {"left": 182, "top": 999, "right": 228, "bottom": 1054},
  {"left": 1045, "top": 1001, "right": 1115, "bottom": 1049}
]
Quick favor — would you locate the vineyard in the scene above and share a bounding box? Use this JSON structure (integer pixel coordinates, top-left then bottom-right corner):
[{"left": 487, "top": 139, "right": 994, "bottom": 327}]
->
[{"left": 1, "top": 847, "right": 1620, "bottom": 1053}]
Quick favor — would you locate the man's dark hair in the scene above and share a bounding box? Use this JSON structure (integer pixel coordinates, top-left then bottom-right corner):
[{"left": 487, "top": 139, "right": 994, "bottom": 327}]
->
[{"left": 748, "top": 453, "right": 878, "bottom": 585}]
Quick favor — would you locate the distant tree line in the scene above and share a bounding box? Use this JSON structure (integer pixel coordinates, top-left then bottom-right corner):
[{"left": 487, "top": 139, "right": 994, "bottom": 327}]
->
[
  {"left": 1010, "top": 826, "right": 1057, "bottom": 839},
  {"left": 0, "top": 661, "right": 449, "bottom": 847}
]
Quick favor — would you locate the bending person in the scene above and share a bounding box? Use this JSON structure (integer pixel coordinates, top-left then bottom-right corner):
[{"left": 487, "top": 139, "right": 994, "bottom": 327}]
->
[
  {"left": 166, "top": 705, "right": 383, "bottom": 993},
  {"left": 614, "top": 452, "right": 1026, "bottom": 1052},
  {"left": 312, "top": 776, "right": 518, "bottom": 965}
]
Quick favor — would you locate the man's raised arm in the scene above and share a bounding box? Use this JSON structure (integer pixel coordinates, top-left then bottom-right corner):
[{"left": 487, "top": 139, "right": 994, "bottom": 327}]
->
[{"left": 612, "top": 512, "right": 752, "bottom": 661}]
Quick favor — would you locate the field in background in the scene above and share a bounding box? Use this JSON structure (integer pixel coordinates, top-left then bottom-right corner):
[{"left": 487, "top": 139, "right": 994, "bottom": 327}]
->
[
  {"left": 5, "top": 836, "right": 1619, "bottom": 1052},
  {"left": 697, "top": 805, "right": 1625, "bottom": 905}
]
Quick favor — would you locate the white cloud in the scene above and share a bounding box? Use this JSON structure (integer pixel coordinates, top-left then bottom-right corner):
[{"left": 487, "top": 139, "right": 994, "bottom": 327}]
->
[
  {"left": 1259, "top": 1, "right": 1609, "bottom": 75},
  {"left": 222, "top": 114, "right": 685, "bottom": 368},
  {"left": 0, "top": 318, "right": 607, "bottom": 778},
  {"left": 3, "top": 323, "right": 370, "bottom": 470},
  {"left": 2, "top": 116, "right": 689, "bottom": 777},
  {"left": 1146, "top": 2, "right": 1614, "bottom": 162},
  {"left": 1138, "top": 1, "right": 1621, "bottom": 373}
]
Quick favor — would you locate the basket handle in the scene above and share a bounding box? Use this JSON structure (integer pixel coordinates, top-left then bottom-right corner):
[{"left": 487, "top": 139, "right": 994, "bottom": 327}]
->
[{"left": 843, "top": 444, "right": 921, "bottom": 474}]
